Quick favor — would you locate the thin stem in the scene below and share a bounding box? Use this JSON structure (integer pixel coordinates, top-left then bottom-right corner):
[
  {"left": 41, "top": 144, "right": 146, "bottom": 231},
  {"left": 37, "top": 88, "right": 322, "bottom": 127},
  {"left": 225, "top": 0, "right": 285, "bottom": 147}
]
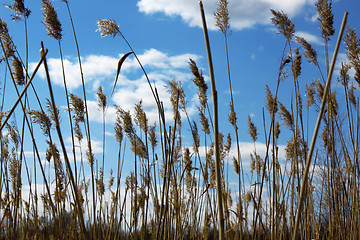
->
[{"left": 292, "top": 12, "right": 348, "bottom": 240}]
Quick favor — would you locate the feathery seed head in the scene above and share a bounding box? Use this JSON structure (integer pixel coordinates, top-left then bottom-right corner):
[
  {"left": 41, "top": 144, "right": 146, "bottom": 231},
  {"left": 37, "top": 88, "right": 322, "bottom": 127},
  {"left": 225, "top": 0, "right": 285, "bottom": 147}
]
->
[
  {"left": 306, "top": 82, "right": 316, "bottom": 107},
  {"left": 265, "top": 85, "right": 278, "bottom": 116},
  {"left": 41, "top": 0, "right": 62, "bottom": 41},
  {"left": 11, "top": 55, "right": 24, "bottom": 86},
  {"left": 96, "top": 173, "right": 105, "bottom": 196},
  {"left": 74, "top": 121, "right": 83, "bottom": 142},
  {"left": 316, "top": 0, "right": 335, "bottom": 41},
  {"left": 97, "top": 86, "right": 107, "bottom": 111},
  {"left": 148, "top": 123, "right": 158, "bottom": 149},
  {"left": 214, "top": 0, "right": 230, "bottom": 36},
  {"left": 167, "top": 79, "right": 186, "bottom": 123},
  {"left": 5, "top": 0, "right": 31, "bottom": 20},
  {"left": 255, "top": 153, "right": 263, "bottom": 176},
  {"left": 229, "top": 102, "right": 237, "bottom": 129},
  {"left": 224, "top": 133, "right": 231, "bottom": 153},
  {"left": 233, "top": 157, "right": 239, "bottom": 174},
  {"left": 116, "top": 106, "right": 134, "bottom": 137},
  {"left": 69, "top": 94, "right": 85, "bottom": 123},
  {"left": 114, "top": 116, "right": 123, "bottom": 144},
  {"left": 285, "top": 133, "right": 306, "bottom": 161},
  {"left": 191, "top": 121, "right": 200, "bottom": 152},
  {"left": 248, "top": 115, "right": 258, "bottom": 142},
  {"left": 316, "top": 79, "right": 324, "bottom": 100},
  {"left": 327, "top": 92, "right": 338, "bottom": 119},
  {"left": 279, "top": 102, "right": 294, "bottom": 131},
  {"left": 189, "top": 58, "right": 208, "bottom": 110},
  {"left": 134, "top": 100, "right": 148, "bottom": 134},
  {"left": 338, "top": 62, "right": 350, "bottom": 86},
  {"left": 86, "top": 142, "right": 95, "bottom": 167},
  {"left": 28, "top": 110, "right": 52, "bottom": 137},
  {"left": 293, "top": 47, "right": 302, "bottom": 79},
  {"left": 199, "top": 108, "right": 210, "bottom": 134},
  {"left": 183, "top": 147, "right": 192, "bottom": 172},
  {"left": 97, "top": 19, "right": 119, "bottom": 38},
  {"left": 321, "top": 124, "right": 331, "bottom": 151},
  {"left": 344, "top": 25, "right": 360, "bottom": 86},
  {"left": 7, "top": 124, "right": 19, "bottom": 150},
  {"left": 275, "top": 122, "right": 281, "bottom": 139},
  {"left": 45, "top": 141, "right": 60, "bottom": 163},
  {"left": 130, "top": 134, "right": 148, "bottom": 159},
  {"left": 348, "top": 84, "right": 357, "bottom": 108},
  {"left": 296, "top": 36, "right": 318, "bottom": 65},
  {"left": 0, "top": 18, "right": 15, "bottom": 57},
  {"left": 45, "top": 99, "right": 60, "bottom": 125},
  {"left": 9, "top": 152, "right": 21, "bottom": 196},
  {"left": 270, "top": 9, "right": 295, "bottom": 41}
]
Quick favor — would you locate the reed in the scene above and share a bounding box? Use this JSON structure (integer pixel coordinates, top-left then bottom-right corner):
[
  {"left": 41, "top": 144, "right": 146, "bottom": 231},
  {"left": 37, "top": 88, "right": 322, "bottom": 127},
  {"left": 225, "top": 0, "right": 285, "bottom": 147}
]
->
[{"left": 0, "top": 0, "right": 358, "bottom": 239}]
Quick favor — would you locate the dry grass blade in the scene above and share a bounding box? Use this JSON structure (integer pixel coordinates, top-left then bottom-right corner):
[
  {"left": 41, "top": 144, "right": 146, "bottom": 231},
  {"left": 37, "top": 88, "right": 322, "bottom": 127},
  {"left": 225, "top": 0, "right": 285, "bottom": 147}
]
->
[{"left": 110, "top": 51, "right": 134, "bottom": 99}]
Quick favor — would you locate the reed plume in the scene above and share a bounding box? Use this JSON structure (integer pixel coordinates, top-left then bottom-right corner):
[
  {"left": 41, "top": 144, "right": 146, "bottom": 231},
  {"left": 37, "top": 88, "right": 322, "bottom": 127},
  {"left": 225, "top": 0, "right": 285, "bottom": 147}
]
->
[
  {"left": 270, "top": 9, "right": 295, "bottom": 41},
  {"left": 296, "top": 37, "right": 318, "bottom": 65},
  {"left": 41, "top": 0, "right": 62, "bottom": 41},
  {"left": 0, "top": 18, "right": 15, "bottom": 57},
  {"left": 97, "top": 86, "right": 107, "bottom": 111},
  {"left": 316, "top": 0, "right": 335, "bottom": 41},
  {"left": 11, "top": 55, "right": 24, "bottom": 86},
  {"left": 344, "top": 25, "right": 360, "bottom": 85},
  {"left": 248, "top": 115, "right": 258, "bottom": 142},
  {"left": 279, "top": 102, "right": 294, "bottom": 131},
  {"left": 265, "top": 84, "right": 278, "bottom": 115},
  {"left": 5, "top": 0, "right": 31, "bottom": 21},
  {"left": 214, "top": 0, "right": 230, "bottom": 36},
  {"left": 97, "top": 19, "right": 119, "bottom": 38},
  {"left": 189, "top": 59, "right": 207, "bottom": 110}
]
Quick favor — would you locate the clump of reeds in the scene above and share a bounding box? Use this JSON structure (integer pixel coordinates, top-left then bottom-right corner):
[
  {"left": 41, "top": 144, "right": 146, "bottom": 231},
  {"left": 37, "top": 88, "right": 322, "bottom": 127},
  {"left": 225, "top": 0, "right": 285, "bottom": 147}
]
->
[{"left": 0, "top": 1, "right": 358, "bottom": 240}]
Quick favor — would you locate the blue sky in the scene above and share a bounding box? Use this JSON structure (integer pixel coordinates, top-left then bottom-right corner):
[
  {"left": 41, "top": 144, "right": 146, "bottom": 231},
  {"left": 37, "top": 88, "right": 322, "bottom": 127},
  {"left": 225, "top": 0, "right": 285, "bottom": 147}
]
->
[{"left": 0, "top": 0, "right": 359, "bottom": 207}]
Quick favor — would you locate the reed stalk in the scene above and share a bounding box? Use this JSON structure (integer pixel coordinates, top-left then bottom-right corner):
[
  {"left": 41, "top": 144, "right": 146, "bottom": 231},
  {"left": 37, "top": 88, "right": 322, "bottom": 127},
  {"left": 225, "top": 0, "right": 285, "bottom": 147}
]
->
[{"left": 199, "top": 1, "right": 225, "bottom": 239}]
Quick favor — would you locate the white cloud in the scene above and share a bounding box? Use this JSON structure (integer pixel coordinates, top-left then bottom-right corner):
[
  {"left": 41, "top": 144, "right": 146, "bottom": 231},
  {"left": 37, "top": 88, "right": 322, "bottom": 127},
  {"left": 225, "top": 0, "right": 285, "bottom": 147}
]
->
[
  {"left": 30, "top": 49, "right": 202, "bottom": 124},
  {"left": 126, "top": 48, "right": 201, "bottom": 71},
  {"left": 31, "top": 55, "right": 119, "bottom": 90},
  {"left": 31, "top": 49, "right": 201, "bottom": 90},
  {"left": 137, "top": 0, "right": 313, "bottom": 30},
  {"left": 296, "top": 31, "right": 324, "bottom": 46}
]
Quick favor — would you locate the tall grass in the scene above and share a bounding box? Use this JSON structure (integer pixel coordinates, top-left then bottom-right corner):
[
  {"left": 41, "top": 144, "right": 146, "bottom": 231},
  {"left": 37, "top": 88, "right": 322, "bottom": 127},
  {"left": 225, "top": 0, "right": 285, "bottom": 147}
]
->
[{"left": 0, "top": 0, "right": 359, "bottom": 239}]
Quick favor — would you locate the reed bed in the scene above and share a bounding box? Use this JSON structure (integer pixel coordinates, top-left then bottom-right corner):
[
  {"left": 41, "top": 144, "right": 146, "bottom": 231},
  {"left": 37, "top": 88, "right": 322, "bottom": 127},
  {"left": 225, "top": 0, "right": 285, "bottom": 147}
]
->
[{"left": 0, "top": 0, "right": 359, "bottom": 239}]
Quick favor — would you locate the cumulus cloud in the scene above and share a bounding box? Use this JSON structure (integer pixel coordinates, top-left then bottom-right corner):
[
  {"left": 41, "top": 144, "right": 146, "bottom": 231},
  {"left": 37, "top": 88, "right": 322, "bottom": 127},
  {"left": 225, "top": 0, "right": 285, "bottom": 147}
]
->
[
  {"left": 31, "top": 48, "right": 201, "bottom": 90},
  {"left": 31, "top": 55, "right": 119, "bottom": 90},
  {"left": 30, "top": 48, "right": 202, "bottom": 124},
  {"left": 137, "top": 0, "right": 314, "bottom": 30}
]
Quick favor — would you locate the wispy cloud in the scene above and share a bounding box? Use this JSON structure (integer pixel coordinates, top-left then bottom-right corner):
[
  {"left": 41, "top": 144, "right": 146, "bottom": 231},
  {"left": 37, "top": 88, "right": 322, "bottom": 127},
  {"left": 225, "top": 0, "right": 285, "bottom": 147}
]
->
[
  {"left": 296, "top": 31, "right": 324, "bottom": 46},
  {"left": 137, "top": 0, "right": 313, "bottom": 30}
]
